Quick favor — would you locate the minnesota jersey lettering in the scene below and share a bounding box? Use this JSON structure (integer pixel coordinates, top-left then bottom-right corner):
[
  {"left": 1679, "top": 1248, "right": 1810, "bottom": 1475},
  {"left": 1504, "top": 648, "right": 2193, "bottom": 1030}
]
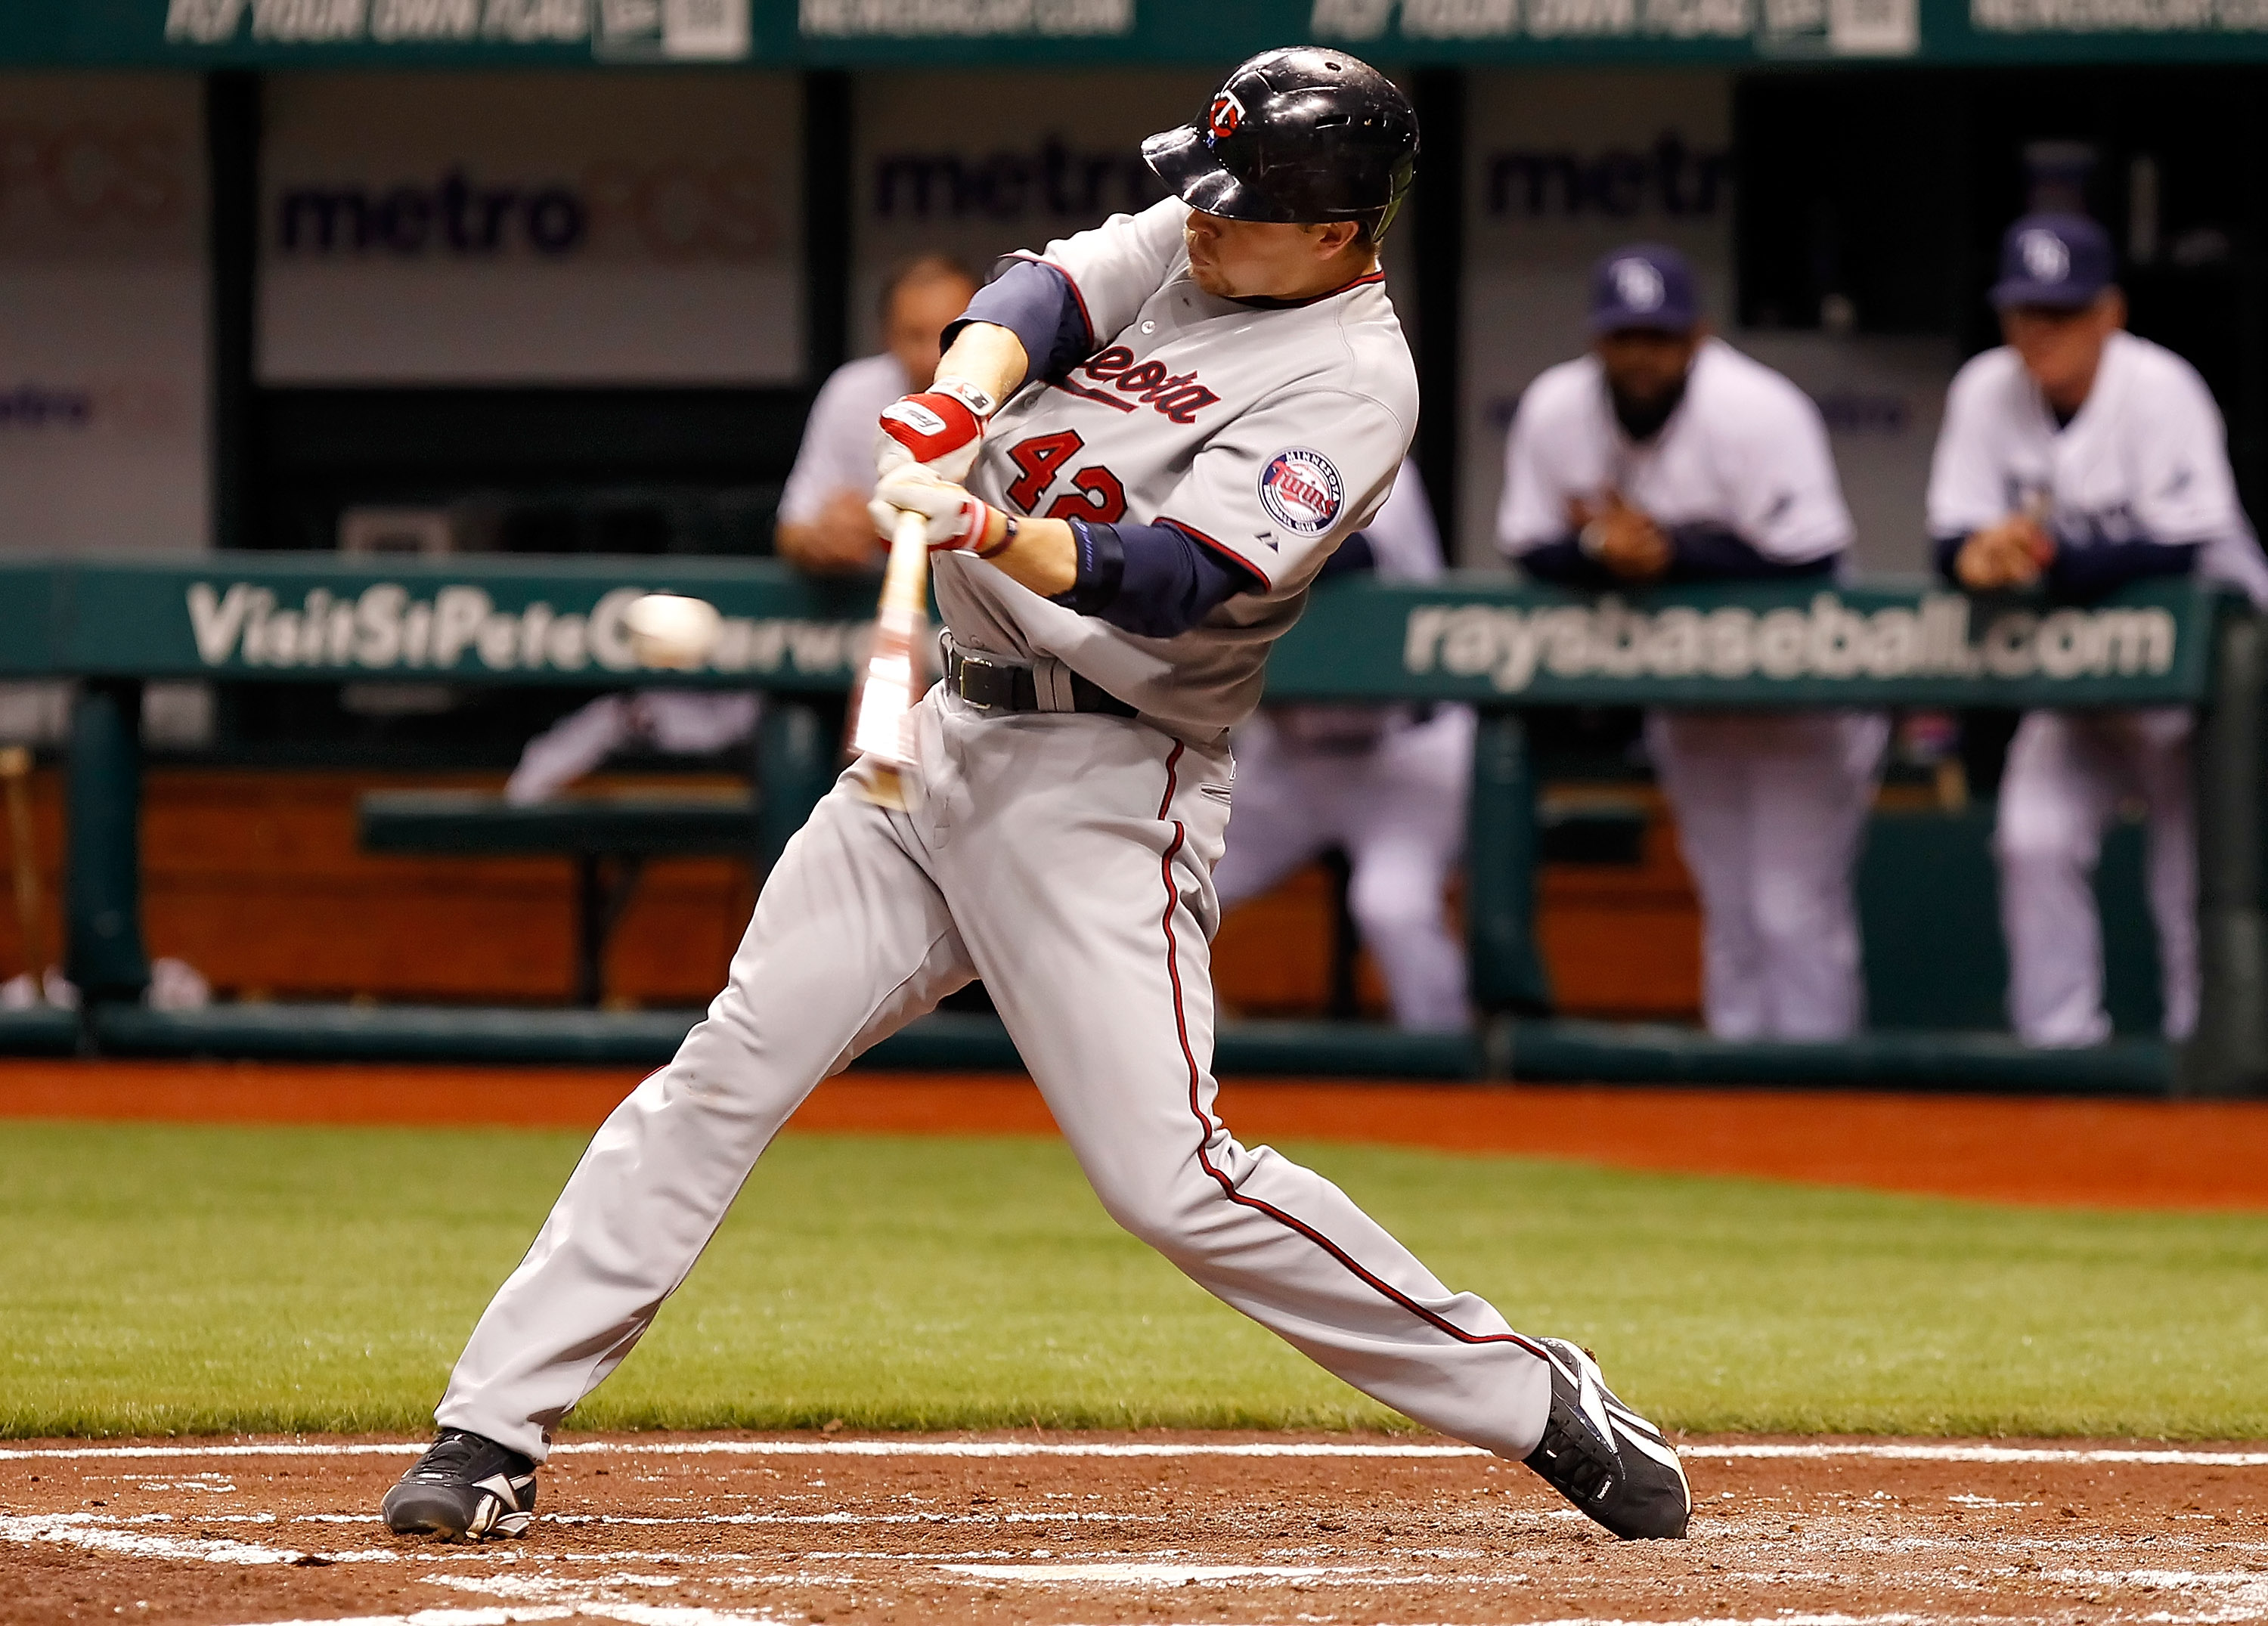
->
[{"left": 1070, "top": 345, "right": 1223, "bottom": 423}]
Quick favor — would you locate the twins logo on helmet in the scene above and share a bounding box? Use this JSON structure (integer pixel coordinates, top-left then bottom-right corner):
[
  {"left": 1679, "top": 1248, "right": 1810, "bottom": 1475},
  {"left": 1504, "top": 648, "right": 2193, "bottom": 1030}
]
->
[
  {"left": 1258, "top": 448, "right": 1343, "bottom": 537},
  {"left": 1207, "top": 91, "right": 1245, "bottom": 141}
]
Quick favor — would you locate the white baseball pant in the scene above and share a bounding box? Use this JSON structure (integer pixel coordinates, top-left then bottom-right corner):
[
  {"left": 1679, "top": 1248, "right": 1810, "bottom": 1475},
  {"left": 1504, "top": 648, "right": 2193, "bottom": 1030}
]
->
[
  {"left": 506, "top": 691, "right": 763, "bottom": 805},
  {"left": 1994, "top": 706, "right": 2196, "bottom": 1047},
  {"left": 437, "top": 687, "right": 1552, "bottom": 1462},
  {"left": 1211, "top": 707, "right": 1474, "bottom": 1032},
  {"left": 1645, "top": 709, "right": 1890, "bottom": 1042}
]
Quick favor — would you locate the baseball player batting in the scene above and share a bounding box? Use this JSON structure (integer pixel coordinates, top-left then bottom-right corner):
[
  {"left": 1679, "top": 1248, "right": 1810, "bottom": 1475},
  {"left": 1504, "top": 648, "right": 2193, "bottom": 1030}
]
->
[{"left": 380, "top": 48, "right": 1688, "bottom": 1546}]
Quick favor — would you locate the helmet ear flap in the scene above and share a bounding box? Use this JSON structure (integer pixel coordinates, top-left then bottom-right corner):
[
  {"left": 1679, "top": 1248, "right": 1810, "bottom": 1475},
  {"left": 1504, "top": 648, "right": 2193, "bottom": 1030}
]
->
[{"left": 1370, "top": 151, "right": 1418, "bottom": 242}]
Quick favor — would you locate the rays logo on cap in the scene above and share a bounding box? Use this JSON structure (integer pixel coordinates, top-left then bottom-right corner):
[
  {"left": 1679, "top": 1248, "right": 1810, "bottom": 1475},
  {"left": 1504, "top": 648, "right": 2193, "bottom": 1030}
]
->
[
  {"left": 1258, "top": 448, "right": 1343, "bottom": 537},
  {"left": 1207, "top": 91, "right": 1245, "bottom": 141},
  {"left": 1610, "top": 257, "right": 1667, "bottom": 313},
  {"left": 2019, "top": 228, "right": 2071, "bottom": 284}
]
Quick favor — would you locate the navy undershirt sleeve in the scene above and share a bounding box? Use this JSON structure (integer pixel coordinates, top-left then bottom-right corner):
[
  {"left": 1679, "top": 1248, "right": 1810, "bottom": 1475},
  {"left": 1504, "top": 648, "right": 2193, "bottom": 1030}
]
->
[
  {"left": 1665, "top": 524, "right": 1836, "bottom": 581},
  {"left": 945, "top": 261, "right": 1092, "bottom": 384},
  {"left": 2048, "top": 537, "right": 2201, "bottom": 598},
  {"left": 1517, "top": 527, "right": 1835, "bottom": 588},
  {"left": 1315, "top": 531, "right": 1377, "bottom": 581},
  {"left": 1051, "top": 519, "right": 1263, "bottom": 638},
  {"left": 1932, "top": 533, "right": 1966, "bottom": 584},
  {"left": 1934, "top": 530, "right": 2201, "bottom": 596},
  {"left": 1517, "top": 535, "right": 1617, "bottom": 589}
]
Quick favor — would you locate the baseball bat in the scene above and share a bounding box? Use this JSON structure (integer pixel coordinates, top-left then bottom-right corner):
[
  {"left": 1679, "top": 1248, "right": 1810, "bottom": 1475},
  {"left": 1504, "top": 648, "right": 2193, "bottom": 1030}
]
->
[
  {"left": 849, "top": 507, "right": 932, "bottom": 810},
  {"left": 0, "top": 746, "right": 45, "bottom": 1002}
]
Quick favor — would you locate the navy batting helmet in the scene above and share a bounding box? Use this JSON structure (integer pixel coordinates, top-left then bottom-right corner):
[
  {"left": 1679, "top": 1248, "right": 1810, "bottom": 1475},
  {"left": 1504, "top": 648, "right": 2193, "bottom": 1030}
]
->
[{"left": 1142, "top": 48, "right": 1419, "bottom": 241}]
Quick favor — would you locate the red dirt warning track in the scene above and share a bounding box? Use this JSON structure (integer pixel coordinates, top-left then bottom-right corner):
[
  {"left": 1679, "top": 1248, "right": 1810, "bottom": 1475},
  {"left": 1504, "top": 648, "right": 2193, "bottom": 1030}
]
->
[{"left": 4, "top": 1059, "right": 2265, "bottom": 1210}]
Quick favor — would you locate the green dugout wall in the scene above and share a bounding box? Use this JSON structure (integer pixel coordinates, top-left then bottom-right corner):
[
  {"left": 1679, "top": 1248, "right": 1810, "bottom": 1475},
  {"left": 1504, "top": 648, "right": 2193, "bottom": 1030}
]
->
[{"left": 3, "top": 557, "right": 2260, "bottom": 1097}]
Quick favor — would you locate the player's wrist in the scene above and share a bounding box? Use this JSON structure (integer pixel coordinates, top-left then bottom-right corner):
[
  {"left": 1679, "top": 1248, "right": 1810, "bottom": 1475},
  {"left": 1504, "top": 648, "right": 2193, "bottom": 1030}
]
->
[
  {"left": 928, "top": 376, "right": 999, "bottom": 421},
  {"left": 975, "top": 510, "right": 1018, "bottom": 559}
]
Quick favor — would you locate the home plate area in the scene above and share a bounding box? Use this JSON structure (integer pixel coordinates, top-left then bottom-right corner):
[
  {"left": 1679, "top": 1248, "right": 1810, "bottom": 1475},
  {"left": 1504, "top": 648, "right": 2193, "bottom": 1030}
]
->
[{"left": 6, "top": 1435, "right": 2267, "bottom": 1626}]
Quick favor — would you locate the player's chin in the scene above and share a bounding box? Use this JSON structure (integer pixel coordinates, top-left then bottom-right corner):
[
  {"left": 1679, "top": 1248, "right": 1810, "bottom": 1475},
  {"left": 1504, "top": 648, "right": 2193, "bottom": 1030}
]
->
[{"left": 1185, "top": 259, "right": 1234, "bottom": 298}]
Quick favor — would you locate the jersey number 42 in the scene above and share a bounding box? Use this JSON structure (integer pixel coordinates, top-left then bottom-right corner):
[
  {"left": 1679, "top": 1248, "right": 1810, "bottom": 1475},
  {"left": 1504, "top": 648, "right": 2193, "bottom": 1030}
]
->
[{"left": 1005, "top": 431, "right": 1129, "bottom": 524}]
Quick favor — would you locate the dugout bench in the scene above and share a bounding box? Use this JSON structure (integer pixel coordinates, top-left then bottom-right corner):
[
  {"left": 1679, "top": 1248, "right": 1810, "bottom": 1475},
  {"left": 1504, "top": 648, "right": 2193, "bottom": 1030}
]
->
[
  {"left": 357, "top": 789, "right": 763, "bottom": 1008},
  {"left": 1, "top": 553, "right": 2260, "bottom": 1096}
]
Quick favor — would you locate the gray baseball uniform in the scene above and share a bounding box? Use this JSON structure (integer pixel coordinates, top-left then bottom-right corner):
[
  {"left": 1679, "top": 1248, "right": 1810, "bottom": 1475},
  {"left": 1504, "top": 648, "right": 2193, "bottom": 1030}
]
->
[
  {"left": 1213, "top": 460, "right": 1474, "bottom": 1031},
  {"left": 433, "top": 198, "right": 1555, "bottom": 1466}
]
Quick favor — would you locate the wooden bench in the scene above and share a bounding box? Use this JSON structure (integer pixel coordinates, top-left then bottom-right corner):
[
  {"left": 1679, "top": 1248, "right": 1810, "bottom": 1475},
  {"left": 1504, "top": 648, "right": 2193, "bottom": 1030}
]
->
[{"left": 359, "top": 789, "right": 760, "bottom": 1007}]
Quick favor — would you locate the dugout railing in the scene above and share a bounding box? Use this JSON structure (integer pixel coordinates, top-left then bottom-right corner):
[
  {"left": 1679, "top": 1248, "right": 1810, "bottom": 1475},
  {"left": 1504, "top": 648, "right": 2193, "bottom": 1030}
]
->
[{"left": 1, "top": 554, "right": 2260, "bottom": 1097}]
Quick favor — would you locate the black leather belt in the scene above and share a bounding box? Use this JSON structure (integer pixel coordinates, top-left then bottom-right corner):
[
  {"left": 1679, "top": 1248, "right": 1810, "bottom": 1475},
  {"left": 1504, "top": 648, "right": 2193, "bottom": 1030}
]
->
[{"left": 946, "top": 646, "right": 1139, "bottom": 718}]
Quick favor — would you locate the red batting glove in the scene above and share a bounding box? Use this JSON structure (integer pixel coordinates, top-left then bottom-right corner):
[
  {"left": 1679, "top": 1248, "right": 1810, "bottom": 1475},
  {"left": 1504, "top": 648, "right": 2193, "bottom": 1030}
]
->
[{"left": 875, "top": 377, "right": 996, "bottom": 484}]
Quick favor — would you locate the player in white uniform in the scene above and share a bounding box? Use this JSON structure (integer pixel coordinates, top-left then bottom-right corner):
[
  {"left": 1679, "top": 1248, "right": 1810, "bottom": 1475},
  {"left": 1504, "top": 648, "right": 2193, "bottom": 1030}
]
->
[
  {"left": 776, "top": 256, "right": 982, "bottom": 575},
  {"left": 1211, "top": 459, "right": 1473, "bottom": 1030},
  {"left": 1928, "top": 212, "right": 2268, "bottom": 1048},
  {"left": 1499, "top": 246, "right": 1885, "bottom": 1042},
  {"left": 380, "top": 50, "right": 1689, "bottom": 1545},
  {"left": 502, "top": 260, "right": 980, "bottom": 803}
]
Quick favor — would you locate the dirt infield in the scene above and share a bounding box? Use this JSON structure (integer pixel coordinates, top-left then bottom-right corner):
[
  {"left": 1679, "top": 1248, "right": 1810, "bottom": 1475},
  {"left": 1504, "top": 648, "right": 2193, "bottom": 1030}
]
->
[
  {"left": 5, "top": 1430, "right": 2266, "bottom": 1626},
  {"left": 5, "top": 1059, "right": 2268, "bottom": 1209}
]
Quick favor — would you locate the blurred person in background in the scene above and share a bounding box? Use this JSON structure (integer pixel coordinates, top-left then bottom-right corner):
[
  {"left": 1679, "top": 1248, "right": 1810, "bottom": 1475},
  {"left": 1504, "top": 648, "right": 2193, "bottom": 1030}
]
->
[
  {"left": 775, "top": 255, "right": 983, "bottom": 574},
  {"left": 1211, "top": 458, "right": 1472, "bottom": 1031},
  {"left": 1498, "top": 244, "right": 1882, "bottom": 1042},
  {"left": 505, "top": 257, "right": 981, "bottom": 804},
  {"left": 1929, "top": 212, "right": 2268, "bottom": 1048}
]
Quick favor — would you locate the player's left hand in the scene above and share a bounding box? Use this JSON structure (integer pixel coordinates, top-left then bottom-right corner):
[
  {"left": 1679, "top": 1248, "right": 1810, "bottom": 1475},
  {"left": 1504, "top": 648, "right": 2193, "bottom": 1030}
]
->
[
  {"left": 871, "top": 465, "right": 1000, "bottom": 555},
  {"left": 875, "top": 379, "right": 996, "bottom": 485}
]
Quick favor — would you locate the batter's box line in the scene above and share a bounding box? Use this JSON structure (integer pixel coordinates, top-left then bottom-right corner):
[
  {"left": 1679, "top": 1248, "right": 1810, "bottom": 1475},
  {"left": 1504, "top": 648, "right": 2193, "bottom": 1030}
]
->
[{"left": 197, "top": 1612, "right": 2268, "bottom": 1626}]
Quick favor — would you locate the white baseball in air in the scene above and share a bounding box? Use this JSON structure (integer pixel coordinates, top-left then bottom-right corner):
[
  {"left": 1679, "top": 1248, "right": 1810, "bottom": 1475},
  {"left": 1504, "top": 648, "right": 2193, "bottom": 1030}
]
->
[{"left": 624, "top": 593, "right": 723, "bottom": 671}]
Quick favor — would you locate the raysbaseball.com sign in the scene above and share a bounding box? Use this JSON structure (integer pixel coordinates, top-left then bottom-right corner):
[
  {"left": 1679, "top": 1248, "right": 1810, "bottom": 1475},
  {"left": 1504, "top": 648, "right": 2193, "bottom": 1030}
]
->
[{"left": 1403, "top": 590, "right": 2177, "bottom": 693}]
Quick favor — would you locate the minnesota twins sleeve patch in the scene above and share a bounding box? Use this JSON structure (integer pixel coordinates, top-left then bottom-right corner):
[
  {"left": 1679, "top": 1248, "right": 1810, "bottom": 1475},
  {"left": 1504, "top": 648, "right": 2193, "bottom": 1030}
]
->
[{"left": 1259, "top": 449, "right": 1345, "bottom": 537}]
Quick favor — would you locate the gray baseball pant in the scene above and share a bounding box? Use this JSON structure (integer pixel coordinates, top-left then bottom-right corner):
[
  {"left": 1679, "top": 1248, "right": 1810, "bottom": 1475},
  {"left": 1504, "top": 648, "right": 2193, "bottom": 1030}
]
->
[{"left": 436, "top": 686, "right": 1551, "bottom": 1462}]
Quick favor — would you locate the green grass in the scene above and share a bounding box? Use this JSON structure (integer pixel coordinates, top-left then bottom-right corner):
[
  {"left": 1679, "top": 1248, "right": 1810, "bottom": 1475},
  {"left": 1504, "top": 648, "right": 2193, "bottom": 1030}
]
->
[{"left": 2, "top": 1120, "right": 2263, "bottom": 1440}]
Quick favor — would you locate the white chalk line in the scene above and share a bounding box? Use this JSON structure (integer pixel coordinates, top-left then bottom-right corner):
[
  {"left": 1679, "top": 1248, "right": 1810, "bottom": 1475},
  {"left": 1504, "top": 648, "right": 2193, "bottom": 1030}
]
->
[
  {"left": 1697, "top": 1442, "right": 2268, "bottom": 1468},
  {"left": 210, "top": 1613, "right": 808, "bottom": 1626},
  {"left": 197, "top": 1612, "right": 2268, "bottom": 1626},
  {"left": 207, "top": 1617, "right": 1911, "bottom": 1626},
  {"left": 8, "top": 1436, "right": 2268, "bottom": 1468}
]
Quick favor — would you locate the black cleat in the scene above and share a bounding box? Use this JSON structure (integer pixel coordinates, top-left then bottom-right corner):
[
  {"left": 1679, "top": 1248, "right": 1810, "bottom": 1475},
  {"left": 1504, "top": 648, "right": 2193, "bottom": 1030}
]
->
[
  {"left": 381, "top": 1429, "right": 538, "bottom": 1541},
  {"left": 1523, "top": 1337, "right": 1691, "bottom": 1540}
]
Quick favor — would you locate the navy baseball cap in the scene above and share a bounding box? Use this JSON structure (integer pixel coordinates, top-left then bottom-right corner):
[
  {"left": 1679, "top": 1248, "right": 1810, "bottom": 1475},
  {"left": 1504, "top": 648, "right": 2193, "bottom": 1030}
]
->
[
  {"left": 1991, "top": 213, "right": 2114, "bottom": 309},
  {"left": 1589, "top": 245, "right": 1699, "bottom": 334}
]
